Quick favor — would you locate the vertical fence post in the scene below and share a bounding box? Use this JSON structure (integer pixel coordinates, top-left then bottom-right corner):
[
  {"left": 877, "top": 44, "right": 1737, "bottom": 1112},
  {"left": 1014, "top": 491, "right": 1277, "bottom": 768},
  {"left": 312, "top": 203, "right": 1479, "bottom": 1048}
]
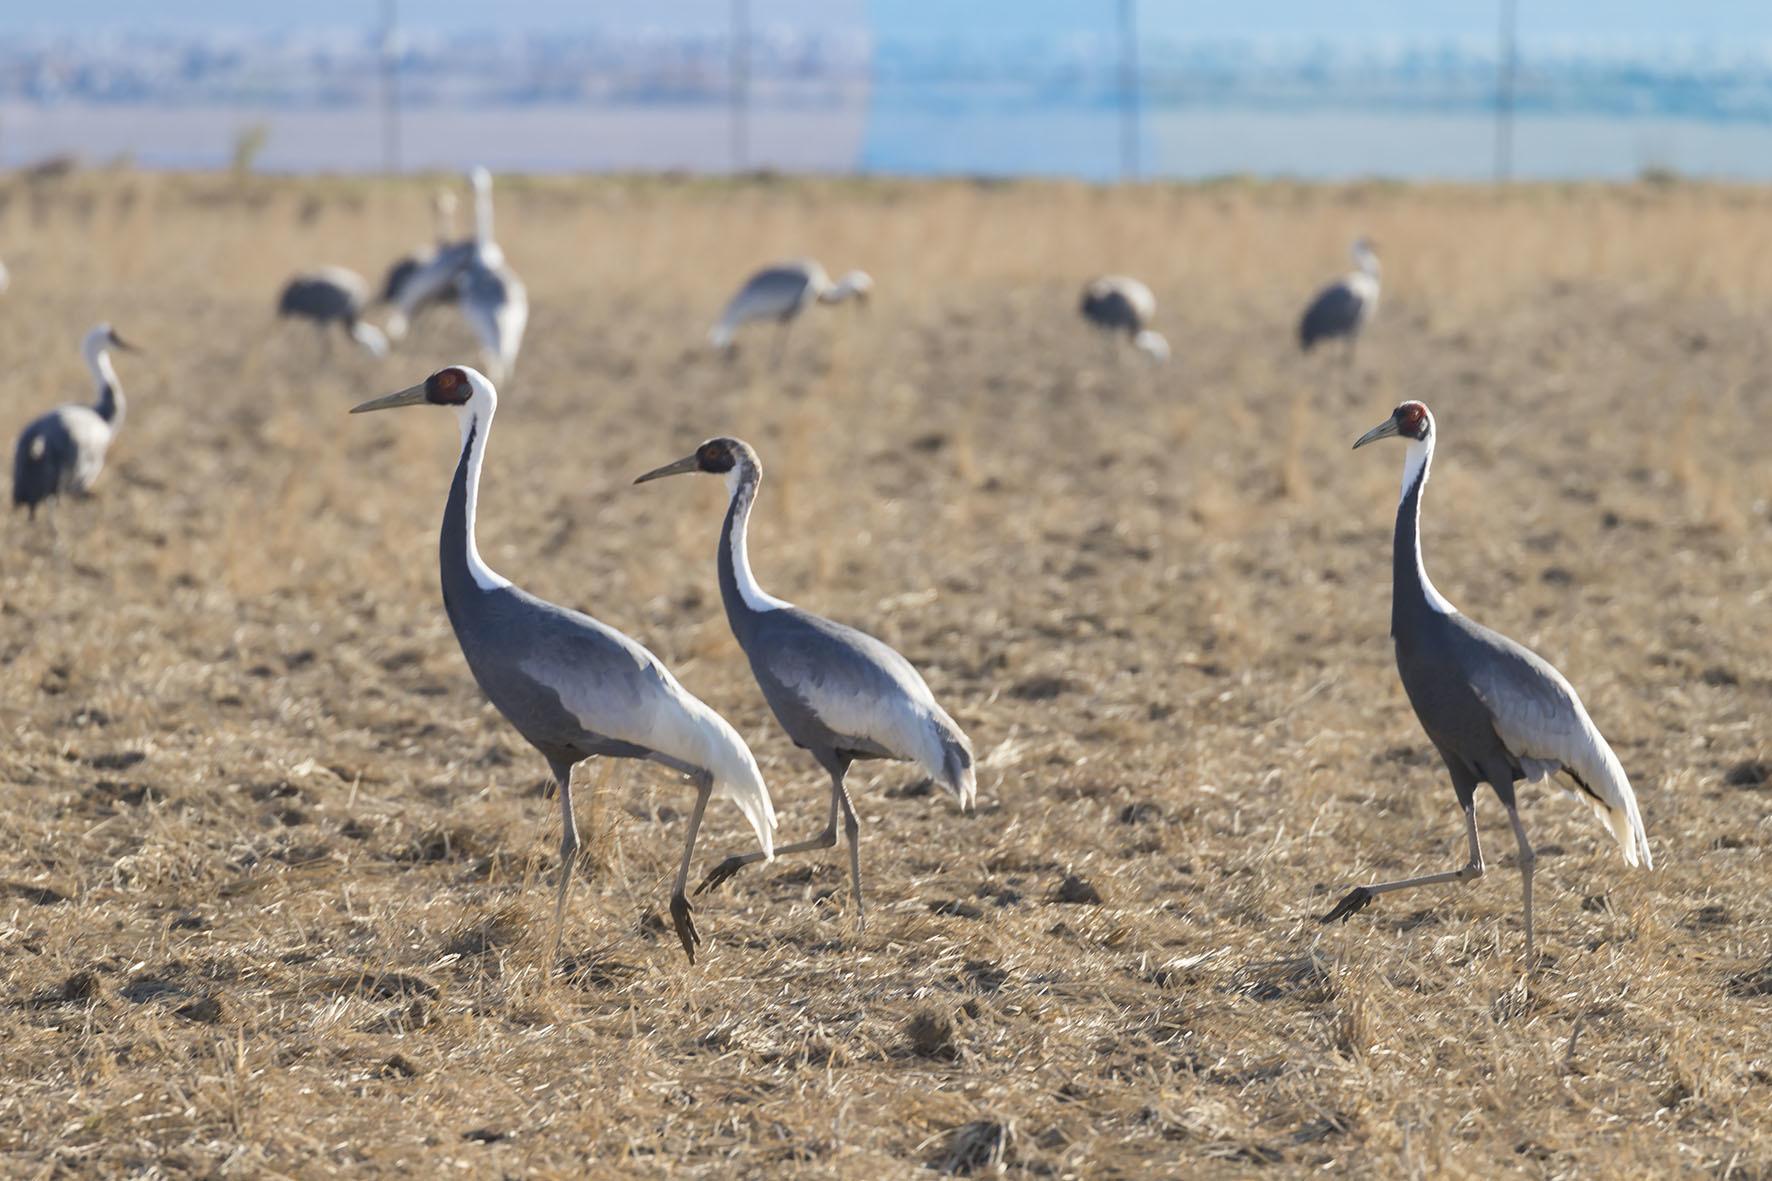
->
[
  {"left": 1119, "top": 0, "right": 1140, "bottom": 181},
  {"left": 1495, "top": 0, "right": 1517, "bottom": 184},
  {"left": 380, "top": 0, "right": 400, "bottom": 174},
  {"left": 732, "top": 0, "right": 750, "bottom": 173}
]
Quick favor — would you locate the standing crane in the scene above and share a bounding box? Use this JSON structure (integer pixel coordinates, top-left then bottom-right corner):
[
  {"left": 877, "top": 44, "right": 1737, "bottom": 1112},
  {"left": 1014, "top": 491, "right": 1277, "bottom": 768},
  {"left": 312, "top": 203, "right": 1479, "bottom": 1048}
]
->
[
  {"left": 12, "top": 324, "right": 137, "bottom": 517},
  {"left": 708, "top": 260, "right": 872, "bottom": 366},
  {"left": 350, "top": 367, "right": 775, "bottom": 962},
  {"left": 635, "top": 437, "right": 974, "bottom": 927},
  {"left": 277, "top": 266, "right": 389, "bottom": 357},
  {"left": 379, "top": 187, "right": 463, "bottom": 321},
  {"left": 387, "top": 168, "right": 527, "bottom": 384},
  {"left": 1323, "top": 400, "right": 1653, "bottom": 958},
  {"left": 1080, "top": 275, "right": 1169, "bottom": 362},
  {"left": 1299, "top": 236, "right": 1381, "bottom": 362}
]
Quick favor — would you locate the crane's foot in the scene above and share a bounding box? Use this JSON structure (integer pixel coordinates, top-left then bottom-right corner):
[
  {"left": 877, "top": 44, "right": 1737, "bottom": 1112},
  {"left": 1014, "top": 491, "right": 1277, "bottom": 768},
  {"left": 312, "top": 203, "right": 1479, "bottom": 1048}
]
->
[
  {"left": 1320, "top": 885, "right": 1375, "bottom": 924},
  {"left": 670, "top": 892, "right": 700, "bottom": 964},
  {"left": 695, "top": 855, "right": 750, "bottom": 897}
]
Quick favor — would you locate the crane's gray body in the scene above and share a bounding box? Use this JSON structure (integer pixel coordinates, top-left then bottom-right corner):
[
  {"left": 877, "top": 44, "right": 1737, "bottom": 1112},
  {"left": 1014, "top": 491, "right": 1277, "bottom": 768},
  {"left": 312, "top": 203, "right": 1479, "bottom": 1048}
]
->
[
  {"left": 439, "top": 422, "right": 698, "bottom": 783},
  {"left": 1080, "top": 276, "right": 1154, "bottom": 337},
  {"left": 13, "top": 402, "right": 114, "bottom": 514},
  {"left": 279, "top": 266, "right": 371, "bottom": 329},
  {"left": 1299, "top": 283, "right": 1365, "bottom": 350}
]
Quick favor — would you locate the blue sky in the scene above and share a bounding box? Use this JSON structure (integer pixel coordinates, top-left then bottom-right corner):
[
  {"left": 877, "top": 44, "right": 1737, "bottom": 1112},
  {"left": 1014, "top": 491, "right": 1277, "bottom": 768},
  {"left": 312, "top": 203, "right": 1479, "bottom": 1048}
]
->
[{"left": 4, "top": 1, "right": 1772, "bottom": 41}]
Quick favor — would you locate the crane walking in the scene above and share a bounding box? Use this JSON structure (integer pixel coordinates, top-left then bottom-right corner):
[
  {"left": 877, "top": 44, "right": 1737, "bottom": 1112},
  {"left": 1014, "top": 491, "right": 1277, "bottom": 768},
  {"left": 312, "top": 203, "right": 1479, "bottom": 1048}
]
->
[
  {"left": 277, "top": 266, "right": 389, "bottom": 357},
  {"left": 635, "top": 437, "right": 974, "bottom": 927},
  {"left": 12, "top": 324, "right": 137, "bottom": 517},
  {"left": 1323, "top": 401, "right": 1653, "bottom": 958},
  {"left": 1080, "top": 275, "right": 1169, "bottom": 362},
  {"left": 1299, "top": 236, "right": 1381, "bottom": 362},
  {"left": 351, "top": 367, "right": 775, "bottom": 963},
  {"left": 387, "top": 168, "right": 527, "bottom": 383},
  {"left": 708, "top": 260, "right": 872, "bottom": 366}
]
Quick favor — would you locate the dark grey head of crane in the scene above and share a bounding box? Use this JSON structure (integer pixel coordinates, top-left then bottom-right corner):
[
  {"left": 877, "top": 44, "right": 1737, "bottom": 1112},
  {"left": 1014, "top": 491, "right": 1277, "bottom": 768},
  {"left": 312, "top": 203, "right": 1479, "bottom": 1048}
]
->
[
  {"left": 633, "top": 436, "right": 758, "bottom": 487},
  {"left": 1352, "top": 399, "right": 1428, "bottom": 450}
]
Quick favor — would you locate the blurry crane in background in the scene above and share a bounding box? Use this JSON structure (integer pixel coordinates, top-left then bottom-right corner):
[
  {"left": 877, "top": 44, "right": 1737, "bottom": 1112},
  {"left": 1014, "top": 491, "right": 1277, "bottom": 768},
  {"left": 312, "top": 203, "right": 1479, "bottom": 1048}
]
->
[
  {"left": 350, "top": 367, "right": 775, "bottom": 964},
  {"left": 1322, "top": 401, "right": 1654, "bottom": 959},
  {"left": 12, "top": 324, "right": 137, "bottom": 518},
  {"left": 1299, "top": 236, "right": 1381, "bottom": 363},
  {"left": 387, "top": 168, "right": 527, "bottom": 383},
  {"left": 379, "top": 187, "right": 463, "bottom": 323},
  {"left": 635, "top": 436, "right": 974, "bottom": 928},
  {"left": 277, "top": 266, "right": 389, "bottom": 357},
  {"left": 708, "top": 259, "right": 872, "bottom": 366},
  {"left": 1080, "top": 275, "right": 1170, "bottom": 362}
]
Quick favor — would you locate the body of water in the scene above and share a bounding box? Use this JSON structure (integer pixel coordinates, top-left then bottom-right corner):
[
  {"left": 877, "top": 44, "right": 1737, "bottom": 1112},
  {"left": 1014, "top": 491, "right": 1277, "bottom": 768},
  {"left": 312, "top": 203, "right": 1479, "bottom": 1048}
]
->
[{"left": 8, "top": 98, "right": 1772, "bottom": 180}]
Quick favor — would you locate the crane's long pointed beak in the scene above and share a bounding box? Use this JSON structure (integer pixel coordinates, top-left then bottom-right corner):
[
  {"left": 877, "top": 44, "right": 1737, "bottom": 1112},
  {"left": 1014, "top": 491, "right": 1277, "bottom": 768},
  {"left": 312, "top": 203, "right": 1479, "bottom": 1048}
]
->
[
  {"left": 350, "top": 383, "right": 428, "bottom": 414},
  {"left": 108, "top": 332, "right": 141, "bottom": 353},
  {"left": 633, "top": 455, "right": 700, "bottom": 485},
  {"left": 1352, "top": 417, "right": 1401, "bottom": 450}
]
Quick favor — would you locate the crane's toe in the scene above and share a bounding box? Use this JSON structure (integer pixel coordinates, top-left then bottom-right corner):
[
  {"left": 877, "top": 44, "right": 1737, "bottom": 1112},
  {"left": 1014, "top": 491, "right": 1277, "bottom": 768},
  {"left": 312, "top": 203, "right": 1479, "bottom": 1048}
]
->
[
  {"left": 695, "top": 855, "right": 749, "bottom": 896},
  {"left": 1320, "top": 885, "right": 1376, "bottom": 924},
  {"left": 670, "top": 892, "right": 701, "bottom": 963}
]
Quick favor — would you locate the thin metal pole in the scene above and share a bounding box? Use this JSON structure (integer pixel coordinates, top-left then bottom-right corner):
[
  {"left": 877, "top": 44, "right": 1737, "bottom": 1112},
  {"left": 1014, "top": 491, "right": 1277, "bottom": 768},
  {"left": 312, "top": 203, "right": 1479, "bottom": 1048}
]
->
[
  {"left": 1495, "top": 0, "right": 1516, "bottom": 184},
  {"left": 380, "top": 0, "right": 400, "bottom": 174},
  {"left": 1118, "top": 0, "right": 1140, "bottom": 181},
  {"left": 731, "top": 0, "right": 750, "bottom": 173}
]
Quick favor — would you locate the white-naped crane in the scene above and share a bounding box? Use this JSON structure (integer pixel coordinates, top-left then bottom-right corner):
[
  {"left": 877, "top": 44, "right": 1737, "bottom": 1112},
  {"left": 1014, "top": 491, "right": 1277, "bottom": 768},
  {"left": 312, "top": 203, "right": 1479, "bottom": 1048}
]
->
[
  {"left": 1299, "top": 236, "right": 1380, "bottom": 361},
  {"left": 708, "top": 260, "right": 872, "bottom": 366},
  {"left": 387, "top": 168, "right": 527, "bottom": 383},
  {"left": 379, "top": 187, "right": 463, "bottom": 319},
  {"left": 1080, "top": 275, "right": 1169, "bottom": 362},
  {"left": 351, "top": 368, "right": 775, "bottom": 963},
  {"left": 1323, "top": 400, "right": 1653, "bottom": 959},
  {"left": 277, "top": 266, "right": 389, "bottom": 357},
  {"left": 12, "top": 324, "right": 137, "bottom": 517},
  {"left": 635, "top": 437, "right": 974, "bottom": 928}
]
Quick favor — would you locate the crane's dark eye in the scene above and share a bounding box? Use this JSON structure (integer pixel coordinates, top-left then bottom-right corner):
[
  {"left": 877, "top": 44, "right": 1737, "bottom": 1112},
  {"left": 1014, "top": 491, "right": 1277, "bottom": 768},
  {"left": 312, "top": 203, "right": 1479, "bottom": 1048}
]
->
[
  {"left": 699, "top": 442, "right": 733, "bottom": 472},
  {"left": 427, "top": 367, "right": 470, "bottom": 405}
]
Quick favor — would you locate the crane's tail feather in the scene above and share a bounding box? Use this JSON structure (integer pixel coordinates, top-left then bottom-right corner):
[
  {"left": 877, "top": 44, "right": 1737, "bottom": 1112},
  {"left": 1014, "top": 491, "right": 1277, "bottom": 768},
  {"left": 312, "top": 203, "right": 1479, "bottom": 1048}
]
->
[
  {"left": 1540, "top": 743, "right": 1652, "bottom": 870},
  {"left": 928, "top": 710, "right": 976, "bottom": 814},
  {"left": 714, "top": 770, "right": 777, "bottom": 861}
]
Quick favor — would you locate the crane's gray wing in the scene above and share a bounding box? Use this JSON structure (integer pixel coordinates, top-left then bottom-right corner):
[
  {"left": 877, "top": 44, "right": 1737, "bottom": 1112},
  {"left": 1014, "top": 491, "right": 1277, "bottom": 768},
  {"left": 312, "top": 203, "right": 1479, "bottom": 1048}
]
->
[
  {"left": 750, "top": 611, "right": 946, "bottom": 763},
  {"left": 1461, "top": 622, "right": 1652, "bottom": 867},
  {"left": 13, "top": 412, "right": 77, "bottom": 505}
]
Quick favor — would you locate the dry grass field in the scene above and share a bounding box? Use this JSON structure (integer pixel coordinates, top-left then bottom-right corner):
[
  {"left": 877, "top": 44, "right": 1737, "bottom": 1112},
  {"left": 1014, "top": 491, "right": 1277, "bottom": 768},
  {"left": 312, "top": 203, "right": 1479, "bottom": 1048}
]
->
[{"left": 0, "top": 172, "right": 1769, "bottom": 1178}]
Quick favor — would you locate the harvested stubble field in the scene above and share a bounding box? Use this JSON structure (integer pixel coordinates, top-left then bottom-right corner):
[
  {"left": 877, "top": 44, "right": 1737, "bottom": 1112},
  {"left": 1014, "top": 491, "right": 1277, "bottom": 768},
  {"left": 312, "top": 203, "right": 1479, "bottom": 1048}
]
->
[{"left": 0, "top": 173, "right": 1769, "bottom": 1179}]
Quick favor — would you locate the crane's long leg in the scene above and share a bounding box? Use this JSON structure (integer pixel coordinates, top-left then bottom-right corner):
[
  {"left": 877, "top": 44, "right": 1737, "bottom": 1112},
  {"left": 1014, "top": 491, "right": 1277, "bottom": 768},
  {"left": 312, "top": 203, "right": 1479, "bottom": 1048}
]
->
[
  {"left": 695, "top": 762, "right": 844, "bottom": 896},
  {"left": 1322, "top": 802, "right": 1484, "bottom": 924},
  {"left": 669, "top": 773, "right": 714, "bottom": 964},
  {"left": 836, "top": 773, "right": 865, "bottom": 931},
  {"left": 550, "top": 763, "right": 581, "bottom": 962},
  {"left": 1503, "top": 802, "right": 1538, "bottom": 960}
]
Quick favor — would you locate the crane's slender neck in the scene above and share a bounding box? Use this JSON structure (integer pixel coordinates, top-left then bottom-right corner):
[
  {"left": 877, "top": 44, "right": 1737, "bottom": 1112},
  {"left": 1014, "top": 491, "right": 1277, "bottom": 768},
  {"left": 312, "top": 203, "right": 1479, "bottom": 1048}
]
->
[
  {"left": 1392, "top": 435, "right": 1456, "bottom": 634},
  {"left": 474, "top": 180, "right": 494, "bottom": 244},
  {"left": 441, "top": 404, "right": 512, "bottom": 618},
  {"left": 86, "top": 345, "right": 123, "bottom": 426},
  {"left": 717, "top": 460, "right": 791, "bottom": 633}
]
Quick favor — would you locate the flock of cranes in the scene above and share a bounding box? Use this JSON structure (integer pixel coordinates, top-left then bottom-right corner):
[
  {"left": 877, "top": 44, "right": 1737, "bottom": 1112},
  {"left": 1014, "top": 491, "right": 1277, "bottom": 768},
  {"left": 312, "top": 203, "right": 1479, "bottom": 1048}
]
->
[{"left": 6, "top": 184, "right": 1655, "bottom": 967}]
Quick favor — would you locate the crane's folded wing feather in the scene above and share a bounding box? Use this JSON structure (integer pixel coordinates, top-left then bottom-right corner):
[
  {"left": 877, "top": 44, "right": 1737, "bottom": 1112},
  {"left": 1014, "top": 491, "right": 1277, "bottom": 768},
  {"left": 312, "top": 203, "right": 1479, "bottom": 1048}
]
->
[{"left": 1464, "top": 634, "right": 1652, "bottom": 868}]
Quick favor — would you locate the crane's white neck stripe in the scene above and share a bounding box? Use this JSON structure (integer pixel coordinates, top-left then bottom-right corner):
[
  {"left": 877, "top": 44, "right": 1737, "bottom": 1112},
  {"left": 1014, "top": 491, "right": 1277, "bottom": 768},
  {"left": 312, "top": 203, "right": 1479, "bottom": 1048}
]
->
[
  {"left": 1400, "top": 436, "right": 1457, "bottom": 616},
  {"left": 725, "top": 466, "right": 791, "bottom": 613},
  {"left": 457, "top": 405, "right": 512, "bottom": 592}
]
